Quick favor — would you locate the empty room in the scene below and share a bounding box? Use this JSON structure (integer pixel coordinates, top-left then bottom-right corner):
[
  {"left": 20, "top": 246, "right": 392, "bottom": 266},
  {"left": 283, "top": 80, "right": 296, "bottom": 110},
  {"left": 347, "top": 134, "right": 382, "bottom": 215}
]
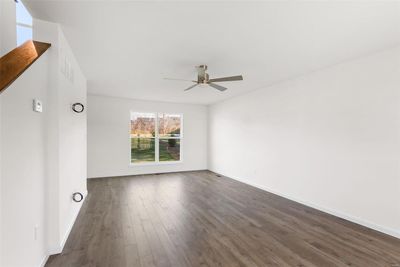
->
[{"left": 1, "top": 0, "right": 400, "bottom": 266}]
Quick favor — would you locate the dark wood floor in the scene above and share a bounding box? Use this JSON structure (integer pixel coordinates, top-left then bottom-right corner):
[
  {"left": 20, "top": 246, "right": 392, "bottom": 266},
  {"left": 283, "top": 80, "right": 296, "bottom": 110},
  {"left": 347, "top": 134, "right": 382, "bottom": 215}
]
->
[{"left": 46, "top": 171, "right": 400, "bottom": 267}]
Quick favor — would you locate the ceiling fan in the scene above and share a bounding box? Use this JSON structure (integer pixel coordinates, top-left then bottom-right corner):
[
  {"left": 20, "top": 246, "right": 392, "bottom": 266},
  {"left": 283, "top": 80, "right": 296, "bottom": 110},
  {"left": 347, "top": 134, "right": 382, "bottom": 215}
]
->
[{"left": 164, "top": 65, "right": 243, "bottom": 92}]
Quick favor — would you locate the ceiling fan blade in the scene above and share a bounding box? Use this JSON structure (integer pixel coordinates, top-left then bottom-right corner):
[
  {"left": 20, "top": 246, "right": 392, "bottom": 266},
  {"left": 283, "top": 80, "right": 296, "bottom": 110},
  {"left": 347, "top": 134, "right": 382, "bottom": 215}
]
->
[
  {"left": 208, "top": 75, "right": 243, "bottom": 83},
  {"left": 164, "top": 78, "right": 196, "bottom": 82},
  {"left": 209, "top": 83, "right": 228, "bottom": 92},
  {"left": 184, "top": 84, "right": 198, "bottom": 91}
]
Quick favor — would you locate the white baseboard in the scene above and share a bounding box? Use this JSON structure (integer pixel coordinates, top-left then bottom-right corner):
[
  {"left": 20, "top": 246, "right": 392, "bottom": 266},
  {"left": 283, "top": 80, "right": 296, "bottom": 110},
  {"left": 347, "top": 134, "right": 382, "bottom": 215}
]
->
[
  {"left": 59, "top": 190, "right": 88, "bottom": 252},
  {"left": 213, "top": 170, "right": 400, "bottom": 239},
  {"left": 88, "top": 169, "right": 208, "bottom": 179},
  {"left": 39, "top": 254, "right": 49, "bottom": 267},
  {"left": 47, "top": 190, "right": 88, "bottom": 256}
]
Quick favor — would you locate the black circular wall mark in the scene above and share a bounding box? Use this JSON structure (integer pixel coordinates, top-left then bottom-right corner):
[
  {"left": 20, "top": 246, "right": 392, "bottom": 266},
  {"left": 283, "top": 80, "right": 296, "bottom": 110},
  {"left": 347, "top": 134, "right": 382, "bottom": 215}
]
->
[
  {"left": 72, "top": 192, "right": 84, "bottom": 202},
  {"left": 72, "top": 103, "right": 85, "bottom": 113}
]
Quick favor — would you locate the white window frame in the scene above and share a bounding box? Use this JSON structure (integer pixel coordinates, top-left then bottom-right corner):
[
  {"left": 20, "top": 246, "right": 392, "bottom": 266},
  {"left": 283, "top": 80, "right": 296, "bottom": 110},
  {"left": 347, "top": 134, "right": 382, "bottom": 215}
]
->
[{"left": 129, "top": 111, "right": 183, "bottom": 166}]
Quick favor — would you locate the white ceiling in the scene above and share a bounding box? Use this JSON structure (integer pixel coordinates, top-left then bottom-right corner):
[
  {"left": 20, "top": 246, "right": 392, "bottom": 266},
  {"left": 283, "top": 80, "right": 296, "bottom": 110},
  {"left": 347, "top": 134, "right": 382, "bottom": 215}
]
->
[{"left": 26, "top": 1, "right": 400, "bottom": 105}]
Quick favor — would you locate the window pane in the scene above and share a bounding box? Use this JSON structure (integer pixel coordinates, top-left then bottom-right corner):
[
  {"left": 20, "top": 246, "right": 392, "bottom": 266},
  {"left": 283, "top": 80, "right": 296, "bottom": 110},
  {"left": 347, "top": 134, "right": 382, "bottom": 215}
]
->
[
  {"left": 131, "top": 112, "right": 155, "bottom": 138},
  {"left": 16, "top": 1, "right": 33, "bottom": 26},
  {"left": 16, "top": 25, "right": 32, "bottom": 46},
  {"left": 158, "top": 114, "right": 181, "bottom": 138},
  {"left": 159, "top": 139, "right": 180, "bottom": 162},
  {"left": 131, "top": 138, "right": 155, "bottom": 163}
]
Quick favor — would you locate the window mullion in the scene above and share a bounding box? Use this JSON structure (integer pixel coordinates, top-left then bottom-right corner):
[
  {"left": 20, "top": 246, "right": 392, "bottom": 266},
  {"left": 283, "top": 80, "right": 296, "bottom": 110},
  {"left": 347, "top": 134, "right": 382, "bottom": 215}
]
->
[
  {"left": 155, "top": 113, "right": 159, "bottom": 163},
  {"left": 16, "top": 22, "right": 32, "bottom": 28}
]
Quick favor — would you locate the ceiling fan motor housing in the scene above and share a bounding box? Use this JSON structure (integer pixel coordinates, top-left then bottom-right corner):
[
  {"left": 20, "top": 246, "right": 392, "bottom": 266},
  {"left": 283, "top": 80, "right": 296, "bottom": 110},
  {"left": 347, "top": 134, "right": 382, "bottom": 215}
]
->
[
  {"left": 197, "top": 65, "right": 209, "bottom": 83},
  {"left": 198, "top": 64, "right": 208, "bottom": 71},
  {"left": 198, "top": 73, "right": 209, "bottom": 84}
]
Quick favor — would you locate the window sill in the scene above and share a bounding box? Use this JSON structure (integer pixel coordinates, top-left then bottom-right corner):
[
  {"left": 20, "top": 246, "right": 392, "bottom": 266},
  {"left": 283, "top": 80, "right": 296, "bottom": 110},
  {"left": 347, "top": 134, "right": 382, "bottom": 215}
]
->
[{"left": 129, "top": 161, "right": 183, "bottom": 167}]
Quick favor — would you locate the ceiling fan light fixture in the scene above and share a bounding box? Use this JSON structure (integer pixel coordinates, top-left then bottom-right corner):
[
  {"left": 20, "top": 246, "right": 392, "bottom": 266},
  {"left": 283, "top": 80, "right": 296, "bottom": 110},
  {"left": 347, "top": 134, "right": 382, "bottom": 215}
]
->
[{"left": 164, "top": 65, "right": 243, "bottom": 92}]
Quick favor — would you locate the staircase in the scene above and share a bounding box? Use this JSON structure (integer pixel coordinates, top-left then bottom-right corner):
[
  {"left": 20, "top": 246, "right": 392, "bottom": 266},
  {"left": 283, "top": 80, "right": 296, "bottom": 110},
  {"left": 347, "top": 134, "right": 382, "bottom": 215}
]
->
[{"left": 0, "top": 40, "right": 51, "bottom": 93}]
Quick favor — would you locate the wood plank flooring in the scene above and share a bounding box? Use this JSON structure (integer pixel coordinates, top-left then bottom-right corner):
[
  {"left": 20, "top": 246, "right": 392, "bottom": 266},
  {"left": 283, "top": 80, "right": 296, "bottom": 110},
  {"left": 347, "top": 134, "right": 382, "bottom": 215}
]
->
[{"left": 45, "top": 171, "right": 400, "bottom": 267}]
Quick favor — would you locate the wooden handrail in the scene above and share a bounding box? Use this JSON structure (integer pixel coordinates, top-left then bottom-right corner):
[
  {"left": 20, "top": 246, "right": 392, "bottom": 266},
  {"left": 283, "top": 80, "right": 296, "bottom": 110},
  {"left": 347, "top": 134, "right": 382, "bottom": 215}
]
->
[{"left": 0, "top": 40, "right": 51, "bottom": 93}]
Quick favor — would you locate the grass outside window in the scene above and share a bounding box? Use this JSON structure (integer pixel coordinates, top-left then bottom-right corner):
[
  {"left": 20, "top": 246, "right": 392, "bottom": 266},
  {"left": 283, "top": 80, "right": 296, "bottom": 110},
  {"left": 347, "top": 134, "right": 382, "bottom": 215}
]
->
[{"left": 130, "top": 112, "right": 182, "bottom": 164}]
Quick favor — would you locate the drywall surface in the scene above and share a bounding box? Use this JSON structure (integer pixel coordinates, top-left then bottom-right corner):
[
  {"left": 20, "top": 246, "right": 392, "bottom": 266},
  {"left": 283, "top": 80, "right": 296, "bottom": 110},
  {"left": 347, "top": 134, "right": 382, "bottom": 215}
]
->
[
  {"left": 0, "top": 3, "right": 49, "bottom": 266},
  {"left": 0, "top": 17, "right": 87, "bottom": 266},
  {"left": 34, "top": 19, "right": 62, "bottom": 257},
  {"left": 0, "top": 3, "right": 3, "bottom": 265},
  {"left": 0, "top": 0, "right": 16, "bottom": 56},
  {"left": 87, "top": 95, "right": 207, "bottom": 178},
  {"left": 56, "top": 29, "right": 87, "bottom": 249},
  {"left": 0, "top": 82, "right": 2, "bottom": 267},
  {"left": 208, "top": 47, "right": 400, "bottom": 238},
  {"left": 34, "top": 19, "right": 88, "bottom": 254},
  {"left": 1, "top": 53, "right": 49, "bottom": 267},
  {"left": 0, "top": 0, "right": 2, "bottom": 56}
]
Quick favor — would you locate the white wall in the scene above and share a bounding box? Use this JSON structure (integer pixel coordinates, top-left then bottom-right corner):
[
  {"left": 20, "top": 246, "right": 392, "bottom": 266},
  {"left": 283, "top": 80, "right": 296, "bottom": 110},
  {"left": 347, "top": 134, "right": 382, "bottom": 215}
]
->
[
  {"left": 0, "top": 13, "right": 87, "bottom": 267},
  {"left": 0, "top": 0, "right": 16, "bottom": 56},
  {"left": 34, "top": 19, "right": 88, "bottom": 254},
  {"left": 0, "top": 1, "right": 3, "bottom": 264},
  {"left": 56, "top": 30, "right": 87, "bottom": 249},
  {"left": 0, "top": 1, "right": 12, "bottom": 264},
  {"left": 1, "top": 53, "right": 49, "bottom": 267},
  {"left": 0, "top": 0, "right": 2, "bottom": 55},
  {"left": 88, "top": 95, "right": 207, "bottom": 178},
  {"left": 208, "top": 47, "right": 400, "bottom": 238},
  {"left": 0, "top": 2, "right": 48, "bottom": 266},
  {"left": 0, "top": 99, "right": 2, "bottom": 267},
  {"left": 0, "top": 98, "right": 2, "bottom": 267}
]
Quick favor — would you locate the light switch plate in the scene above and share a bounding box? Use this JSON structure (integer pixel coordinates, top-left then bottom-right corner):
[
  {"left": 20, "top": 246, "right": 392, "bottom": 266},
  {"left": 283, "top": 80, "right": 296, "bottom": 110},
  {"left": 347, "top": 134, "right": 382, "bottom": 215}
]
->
[{"left": 33, "top": 99, "right": 43, "bottom": 113}]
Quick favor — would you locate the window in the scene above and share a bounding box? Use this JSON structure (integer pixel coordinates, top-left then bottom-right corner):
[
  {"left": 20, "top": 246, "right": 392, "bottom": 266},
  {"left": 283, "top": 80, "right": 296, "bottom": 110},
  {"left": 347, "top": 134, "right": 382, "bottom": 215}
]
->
[
  {"left": 158, "top": 113, "right": 181, "bottom": 162},
  {"left": 130, "top": 112, "right": 182, "bottom": 164},
  {"left": 16, "top": 0, "right": 33, "bottom": 46}
]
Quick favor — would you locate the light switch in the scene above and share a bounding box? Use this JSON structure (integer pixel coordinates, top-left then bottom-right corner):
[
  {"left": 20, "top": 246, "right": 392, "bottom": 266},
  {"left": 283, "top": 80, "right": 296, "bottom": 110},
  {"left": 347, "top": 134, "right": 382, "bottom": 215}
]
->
[{"left": 33, "top": 99, "right": 43, "bottom": 113}]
